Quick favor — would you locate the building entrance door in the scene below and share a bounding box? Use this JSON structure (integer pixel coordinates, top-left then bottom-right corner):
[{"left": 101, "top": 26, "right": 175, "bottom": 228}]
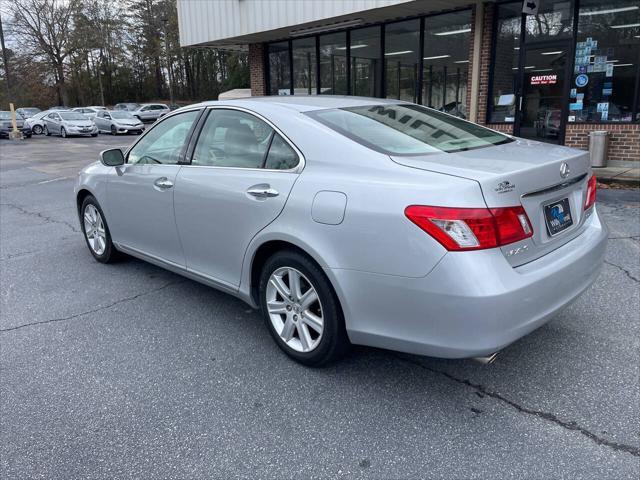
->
[{"left": 515, "top": 43, "right": 571, "bottom": 144}]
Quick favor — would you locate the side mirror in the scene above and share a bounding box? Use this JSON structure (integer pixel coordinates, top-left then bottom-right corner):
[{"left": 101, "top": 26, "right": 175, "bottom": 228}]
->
[{"left": 100, "top": 148, "right": 125, "bottom": 167}]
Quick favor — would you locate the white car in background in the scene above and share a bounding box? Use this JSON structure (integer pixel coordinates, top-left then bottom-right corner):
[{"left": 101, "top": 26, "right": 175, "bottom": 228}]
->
[
  {"left": 24, "top": 110, "right": 51, "bottom": 135},
  {"left": 94, "top": 110, "right": 145, "bottom": 135},
  {"left": 72, "top": 107, "right": 101, "bottom": 119},
  {"left": 132, "top": 103, "right": 170, "bottom": 122}
]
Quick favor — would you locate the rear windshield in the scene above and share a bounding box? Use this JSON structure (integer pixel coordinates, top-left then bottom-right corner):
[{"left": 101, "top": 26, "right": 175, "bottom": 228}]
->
[{"left": 307, "top": 104, "right": 512, "bottom": 155}]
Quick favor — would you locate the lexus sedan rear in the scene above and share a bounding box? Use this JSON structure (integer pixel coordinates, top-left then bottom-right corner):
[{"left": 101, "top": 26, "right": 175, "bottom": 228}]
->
[{"left": 74, "top": 97, "right": 607, "bottom": 366}]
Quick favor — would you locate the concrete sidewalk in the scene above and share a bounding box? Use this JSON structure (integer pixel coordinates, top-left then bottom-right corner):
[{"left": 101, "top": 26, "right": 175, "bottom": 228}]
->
[{"left": 593, "top": 166, "right": 640, "bottom": 186}]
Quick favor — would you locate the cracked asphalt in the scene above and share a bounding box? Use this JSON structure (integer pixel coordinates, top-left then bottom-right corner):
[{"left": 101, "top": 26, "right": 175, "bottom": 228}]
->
[{"left": 1, "top": 135, "right": 639, "bottom": 479}]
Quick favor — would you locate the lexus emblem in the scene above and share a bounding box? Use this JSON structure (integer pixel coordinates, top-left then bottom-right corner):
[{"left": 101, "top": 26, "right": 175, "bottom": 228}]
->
[{"left": 560, "top": 162, "right": 570, "bottom": 178}]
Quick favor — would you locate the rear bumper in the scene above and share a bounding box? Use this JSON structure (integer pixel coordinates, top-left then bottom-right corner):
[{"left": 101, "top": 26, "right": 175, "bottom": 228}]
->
[{"left": 329, "top": 207, "right": 608, "bottom": 358}]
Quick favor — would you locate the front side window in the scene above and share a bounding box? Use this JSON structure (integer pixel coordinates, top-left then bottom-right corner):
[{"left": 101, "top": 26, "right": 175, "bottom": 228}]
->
[
  {"left": 128, "top": 110, "right": 199, "bottom": 165},
  {"left": 192, "top": 110, "right": 273, "bottom": 168},
  {"left": 571, "top": 0, "right": 640, "bottom": 123},
  {"left": 308, "top": 104, "right": 511, "bottom": 155}
]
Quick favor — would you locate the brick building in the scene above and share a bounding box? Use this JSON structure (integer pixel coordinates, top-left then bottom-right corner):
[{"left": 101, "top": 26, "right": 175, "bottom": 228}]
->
[{"left": 177, "top": 0, "right": 640, "bottom": 165}]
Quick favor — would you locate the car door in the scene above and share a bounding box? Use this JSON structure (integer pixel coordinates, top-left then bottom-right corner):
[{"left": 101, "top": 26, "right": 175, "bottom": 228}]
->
[
  {"left": 174, "top": 108, "right": 302, "bottom": 287},
  {"left": 45, "top": 113, "right": 61, "bottom": 134},
  {"left": 94, "top": 111, "right": 105, "bottom": 130},
  {"left": 106, "top": 109, "right": 202, "bottom": 266}
]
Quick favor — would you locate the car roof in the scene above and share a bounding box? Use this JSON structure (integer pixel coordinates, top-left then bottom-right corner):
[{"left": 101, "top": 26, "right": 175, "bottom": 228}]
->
[{"left": 189, "top": 95, "right": 406, "bottom": 113}]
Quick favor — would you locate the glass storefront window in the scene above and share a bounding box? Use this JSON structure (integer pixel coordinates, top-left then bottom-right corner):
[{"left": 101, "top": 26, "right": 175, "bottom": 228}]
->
[
  {"left": 319, "top": 32, "right": 348, "bottom": 95},
  {"left": 385, "top": 20, "right": 420, "bottom": 102},
  {"left": 268, "top": 41, "right": 291, "bottom": 96},
  {"left": 571, "top": 0, "right": 640, "bottom": 123},
  {"left": 292, "top": 37, "right": 317, "bottom": 95},
  {"left": 351, "top": 26, "right": 382, "bottom": 97},
  {"left": 489, "top": 2, "right": 521, "bottom": 123},
  {"left": 525, "top": 0, "right": 573, "bottom": 41},
  {"left": 422, "top": 11, "right": 472, "bottom": 118}
]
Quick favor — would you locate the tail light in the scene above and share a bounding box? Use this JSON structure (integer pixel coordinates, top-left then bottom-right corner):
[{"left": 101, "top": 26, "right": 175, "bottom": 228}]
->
[
  {"left": 584, "top": 175, "right": 597, "bottom": 210},
  {"left": 405, "top": 205, "right": 533, "bottom": 251}
]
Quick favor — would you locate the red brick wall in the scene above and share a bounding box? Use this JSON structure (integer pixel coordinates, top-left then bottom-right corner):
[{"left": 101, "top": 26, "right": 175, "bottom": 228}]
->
[
  {"left": 476, "top": 2, "right": 495, "bottom": 126},
  {"left": 249, "top": 44, "right": 266, "bottom": 96},
  {"left": 565, "top": 124, "right": 640, "bottom": 162}
]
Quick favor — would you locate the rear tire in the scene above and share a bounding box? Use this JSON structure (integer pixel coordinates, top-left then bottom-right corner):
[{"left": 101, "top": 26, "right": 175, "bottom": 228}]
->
[
  {"left": 259, "top": 250, "right": 349, "bottom": 366},
  {"left": 80, "top": 195, "right": 119, "bottom": 263}
]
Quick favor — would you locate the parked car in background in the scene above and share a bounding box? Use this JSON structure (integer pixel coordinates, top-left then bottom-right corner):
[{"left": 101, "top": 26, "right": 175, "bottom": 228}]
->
[
  {"left": 49, "top": 106, "right": 71, "bottom": 111},
  {"left": 0, "top": 110, "right": 32, "bottom": 138},
  {"left": 75, "top": 97, "right": 607, "bottom": 366},
  {"left": 72, "top": 107, "right": 101, "bottom": 119},
  {"left": 114, "top": 103, "right": 140, "bottom": 112},
  {"left": 24, "top": 110, "right": 50, "bottom": 135},
  {"left": 44, "top": 111, "right": 98, "bottom": 138},
  {"left": 168, "top": 104, "right": 181, "bottom": 111},
  {"left": 94, "top": 110, "right": 145, "bottom": 135},
  {"left": 16, "top": 107, "right": 41, "bottom": 119},
  {"left": 131, "top": 103, "right": 170, "bottom": 122},
  {"left": 87, "top": 106, "right": 107, "bottom": 110}
]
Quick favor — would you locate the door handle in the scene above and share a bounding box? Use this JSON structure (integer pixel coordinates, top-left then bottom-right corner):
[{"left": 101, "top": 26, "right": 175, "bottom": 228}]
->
[
  {"left": 247, "top": 185, "right": 279, "bottom": 198},
  {"left": 154, "top": 177, "right": 174, "bottom": 189}
]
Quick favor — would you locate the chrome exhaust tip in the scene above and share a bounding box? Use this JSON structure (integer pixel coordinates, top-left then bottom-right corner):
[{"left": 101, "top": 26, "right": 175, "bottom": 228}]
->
[{"left": 472, "top": 352, "right": 499, "bottom": 365}]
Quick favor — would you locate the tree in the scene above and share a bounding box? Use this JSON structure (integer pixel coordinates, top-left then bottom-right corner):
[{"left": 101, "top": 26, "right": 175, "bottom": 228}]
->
[{"left": 9, "top": 0, "right": 80, "bottom": 106}]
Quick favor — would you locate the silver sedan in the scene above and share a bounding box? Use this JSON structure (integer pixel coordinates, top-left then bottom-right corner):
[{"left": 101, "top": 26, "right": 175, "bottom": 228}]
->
[
  {"left": 44, "top": 111, "right": 98, "bottom": 137},
  {"left": 74, "top": 97, "right": 607, "bottom": 366},
  {"left": 94, "top": 110, "right": 145, "bottom": 135}
]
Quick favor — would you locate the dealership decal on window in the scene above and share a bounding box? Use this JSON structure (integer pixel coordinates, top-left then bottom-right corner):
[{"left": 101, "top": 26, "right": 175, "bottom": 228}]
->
[{"left": 530, "top": 74, "right": 557, "bottom": 85}]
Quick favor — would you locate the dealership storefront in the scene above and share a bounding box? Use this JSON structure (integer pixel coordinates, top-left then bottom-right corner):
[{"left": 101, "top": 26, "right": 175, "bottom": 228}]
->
[{"left": 178, "top": 0, "right": 640, "bottom": 163}]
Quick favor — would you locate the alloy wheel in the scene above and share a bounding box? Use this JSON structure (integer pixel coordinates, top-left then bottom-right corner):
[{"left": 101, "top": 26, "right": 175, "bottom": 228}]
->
[
  {"left": 111, "top": 125, "right": 117, "bottom": 135},
  {"left": 266, "top": 267, "right": 324, "bottom": 353},
  {"left": 83, "top": 204, "right": 106, "bottom": 255},
  {"left": 61, "top": 127, "right": 67, "bottom": 138},
  {"left": 33, "top": 125, "right": 43, "bottom": 135}
]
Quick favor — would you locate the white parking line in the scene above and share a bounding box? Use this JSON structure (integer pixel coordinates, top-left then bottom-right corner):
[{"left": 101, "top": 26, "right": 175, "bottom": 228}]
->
[{"left": 36, "top": 177, "right": 71, "bottom": 185}]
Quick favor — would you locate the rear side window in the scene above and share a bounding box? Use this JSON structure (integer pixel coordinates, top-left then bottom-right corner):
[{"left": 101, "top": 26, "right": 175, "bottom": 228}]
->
[
  {"left": 265, "top": 134, "right": 298, "bottom": 170},
  {"left": 307, "top": 104, "right": 512, "bottom": 155}
]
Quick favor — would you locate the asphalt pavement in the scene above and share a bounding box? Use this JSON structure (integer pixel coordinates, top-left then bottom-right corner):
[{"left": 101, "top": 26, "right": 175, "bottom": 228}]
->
[{"left": 1, "top": 135, "right": 639, "bottom": 479}]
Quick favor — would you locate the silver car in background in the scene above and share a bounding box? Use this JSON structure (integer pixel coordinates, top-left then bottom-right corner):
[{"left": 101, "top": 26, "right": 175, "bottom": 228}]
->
[
  {"left": 74, "top": 97, "right": 607, "bottom": 366},
  {"left": 44, "top": 111, "right": 98, "bottom": 138},
  {"left": 94, "top": 110, "right": 145, "bottom": 135},
  {"left": 114, "top": 102, "right": 140, "bottom": 112},
  {"left": 72, "top": 107, "right": 101, "bottom": 119},
  {"left": 24, "top": 110, "right": 50, "bottom": 135},
  {"left": 131, "top": 103, "right": 170, "bottom": 122},
  {"left": 16, "top": 107, "right": 41, "bottom": 119}
]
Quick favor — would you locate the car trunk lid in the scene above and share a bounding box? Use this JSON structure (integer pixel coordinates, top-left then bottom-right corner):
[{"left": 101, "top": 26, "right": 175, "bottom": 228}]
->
[{"left": 391, "top": 138, "right": 592, "bottom": 266}]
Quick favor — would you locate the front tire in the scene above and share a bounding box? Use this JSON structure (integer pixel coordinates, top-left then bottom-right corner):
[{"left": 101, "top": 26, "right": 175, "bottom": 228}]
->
[
  {"left": 80, "top": 195, "right": 119, "bottom": 263},
  {"left": 60, "top": 127, "right": 67, "bottom": 138},
  {"left": 44, "top": 125, "right": 51, "bottom": 136},
  {"left": 32, "top": 125, "right": 43, "bottom": 135},
  {"left": 111, "top": 125, "right": 117, "bottom": 135},
  {"left": 259, "top": 250, "right": 349, "bottom": 366}
]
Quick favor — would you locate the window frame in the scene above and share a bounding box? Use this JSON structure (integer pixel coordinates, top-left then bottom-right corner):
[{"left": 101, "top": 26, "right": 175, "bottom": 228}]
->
[
  {"left": 183, "top": 106, "right": 305, "bottom": 173},
  {"left": 123, "top": 107, "right": 205, "bottom": 165}
]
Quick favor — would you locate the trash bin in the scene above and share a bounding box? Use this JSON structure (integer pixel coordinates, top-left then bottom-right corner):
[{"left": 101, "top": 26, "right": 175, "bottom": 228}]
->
[{"left": 589, "top": 130, "right": 609, "bottom": 168}]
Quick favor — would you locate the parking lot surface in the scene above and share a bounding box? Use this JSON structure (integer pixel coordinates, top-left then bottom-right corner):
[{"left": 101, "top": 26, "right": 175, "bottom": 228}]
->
[{"left": 1, "top": 135, "right": 639, "bottom": 479}]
